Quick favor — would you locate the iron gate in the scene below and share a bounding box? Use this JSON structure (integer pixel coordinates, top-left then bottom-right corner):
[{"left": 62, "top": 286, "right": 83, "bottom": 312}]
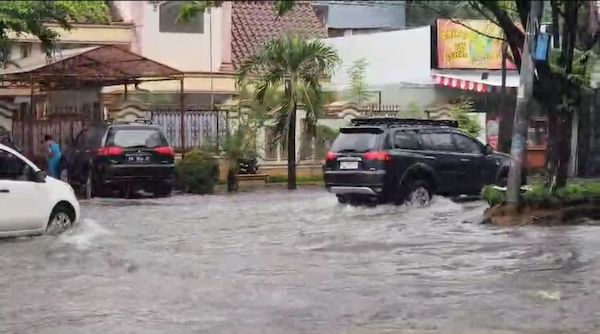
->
[
  {"left": 12, "top": 115, "right": 88, "bottom": 167},
  {"left": 147, "top": 106, "right": 229, "bottom": 152}
]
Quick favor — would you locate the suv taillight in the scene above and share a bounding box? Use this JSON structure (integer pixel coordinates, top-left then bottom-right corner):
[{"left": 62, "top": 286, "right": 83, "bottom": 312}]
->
[
  {"left": 326, "top": 151, "right": 337, "bottom": 161},
  {"left": 97, "top": 146, "right": 124, "bottom": 157},
  {"left": 363, "top": 151, "right": 390, "bottom": 161},
  {"left": 154, "top": 146, "right": 175, "bottom": 157}
]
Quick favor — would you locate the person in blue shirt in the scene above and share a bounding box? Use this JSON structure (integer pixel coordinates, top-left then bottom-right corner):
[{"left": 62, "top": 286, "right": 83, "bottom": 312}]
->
[{"left": 44, "top": 134, "right": 62, "bottom": 178}]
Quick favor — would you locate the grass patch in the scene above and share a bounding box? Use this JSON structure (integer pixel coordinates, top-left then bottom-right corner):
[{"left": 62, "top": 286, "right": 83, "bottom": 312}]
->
[{"left": 268, "top": 174, "right": 323, "bottom": 184}]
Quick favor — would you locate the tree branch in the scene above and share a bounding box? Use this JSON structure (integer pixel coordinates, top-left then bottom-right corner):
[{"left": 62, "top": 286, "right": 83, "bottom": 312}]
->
[
  {"left": 420, "top": 2, "right": 505, "bottom": 41},
  {"left": 476, "top": 0, "right": 524, "bottom": 69},
  {"left": 466, "top": 0, "right": 503, "bottom": 26},
  {"left": 550, "top": 0, "right": 561, "bottom": 48}
]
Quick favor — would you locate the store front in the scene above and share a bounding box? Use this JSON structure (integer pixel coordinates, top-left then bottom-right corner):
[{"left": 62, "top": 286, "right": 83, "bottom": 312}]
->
[{"left": 432, "top": 19, "right": 548, "bottom": 171}]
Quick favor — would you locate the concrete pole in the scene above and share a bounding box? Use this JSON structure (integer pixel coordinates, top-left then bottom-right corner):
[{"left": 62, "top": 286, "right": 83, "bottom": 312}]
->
[{"left": 506, "top": 0, "right": 544, "bottom": 204}]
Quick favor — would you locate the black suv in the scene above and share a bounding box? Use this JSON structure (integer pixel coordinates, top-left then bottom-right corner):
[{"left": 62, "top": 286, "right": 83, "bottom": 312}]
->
[
  {"left": 324, "top": 118, "right": 522, "bottom": 205},
  {"left": 65, "top": 119, "right": 175, "bottom": 198}
]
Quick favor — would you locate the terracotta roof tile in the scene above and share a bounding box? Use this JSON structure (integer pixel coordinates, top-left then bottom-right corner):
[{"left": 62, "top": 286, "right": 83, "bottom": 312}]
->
[{"left": 231, "top": 1, "right": 327, "bottom": 70}]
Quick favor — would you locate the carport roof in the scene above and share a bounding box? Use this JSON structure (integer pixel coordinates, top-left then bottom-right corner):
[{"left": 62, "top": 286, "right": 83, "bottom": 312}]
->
[{"left": 0, "top": 45, "right": 183, "bottom": 90}]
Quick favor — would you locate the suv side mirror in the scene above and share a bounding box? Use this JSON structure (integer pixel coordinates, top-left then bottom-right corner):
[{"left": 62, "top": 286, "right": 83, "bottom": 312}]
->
[{"left": 484, "top": 144, "right": 494, "bottom": 155}]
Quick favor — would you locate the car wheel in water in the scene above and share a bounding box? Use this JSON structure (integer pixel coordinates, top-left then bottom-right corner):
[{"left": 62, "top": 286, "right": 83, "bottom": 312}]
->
[
  {"left": 46, "top": 205, "right": 74, "bottom": 236},
  {"left": 153, "top": 185, "right": 173, "bottom": 198},
  {"left": 336, "top": 195, "right": 349, "bottom": 204},
  {"left": 405, "top": 180, "right": 433, "bottom": 207}
]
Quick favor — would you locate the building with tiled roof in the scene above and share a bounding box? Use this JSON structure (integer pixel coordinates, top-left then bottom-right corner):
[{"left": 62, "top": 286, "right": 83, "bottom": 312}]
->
[
  {"left": 230, "top": 1, "right": 326, "bottom": 70},
  {"left": 105, "top": 1, "right": 326, "bottom": 106}
]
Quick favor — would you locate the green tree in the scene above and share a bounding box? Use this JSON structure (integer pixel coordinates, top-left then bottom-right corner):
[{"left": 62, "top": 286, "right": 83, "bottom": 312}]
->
[
  {"left": 345, "top": 58, "right": 373, "bottom": 104},
  {"left": 405, "top": 101, "right": 426, "bottom": 119},
  {"left": 237, "top": 35, "right": 340, "bottom": 190},
  {"left": 0, "top": 1, "right": 110, "bottom": 66},
  {"left": 449, "top": 98, "right": 482, "bottom": 137},
  {"left": 464, "top": 1, "right": 597, "bottom": 192}
]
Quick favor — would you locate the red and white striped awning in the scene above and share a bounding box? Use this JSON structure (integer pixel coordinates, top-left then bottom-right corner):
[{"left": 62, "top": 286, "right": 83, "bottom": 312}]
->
[{"left": 431, "top": 74, "right": 497, "bottom": 93}]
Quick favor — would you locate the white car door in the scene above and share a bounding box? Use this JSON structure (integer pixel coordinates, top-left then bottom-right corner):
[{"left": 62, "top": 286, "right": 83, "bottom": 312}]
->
[{"left": 0, "top": 148, "right": 49, "bottom": 232}]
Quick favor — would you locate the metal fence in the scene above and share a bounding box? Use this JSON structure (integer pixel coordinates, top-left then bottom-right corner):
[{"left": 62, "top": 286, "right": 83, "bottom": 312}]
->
[
  {"left": 12, "top": 115, "right": 87, "bottom": 166},
  {"left": 146, "top": 106, "right": 229, "bottom": 152},
  {"left": 361, "top": 104, "right": 403, "bottom": 117}
]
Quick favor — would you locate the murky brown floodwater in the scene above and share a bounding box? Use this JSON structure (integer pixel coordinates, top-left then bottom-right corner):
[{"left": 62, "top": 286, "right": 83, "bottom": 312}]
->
[{"left": 1, "top": 189, "right": 600, "bottom": 334}]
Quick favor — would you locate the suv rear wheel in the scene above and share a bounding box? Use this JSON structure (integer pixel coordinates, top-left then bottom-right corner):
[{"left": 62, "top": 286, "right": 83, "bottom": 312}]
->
[
  {"left": 153, "top": 184, "right": 173, "bottom": 197},
  {"left": 399, "top": 179, "right": 433, "bottom": 207}
]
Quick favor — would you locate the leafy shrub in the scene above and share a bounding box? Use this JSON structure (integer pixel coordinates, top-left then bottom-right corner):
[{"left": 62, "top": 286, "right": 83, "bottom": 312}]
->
[
  {"left": 450, "top": 98, "right": 482, "bottom": 137},
  {"left": 482, "top": 185, "right": 505, "bottom": 206},
  {"left": 522, "top": 185, "right": 553, "bottom": 206},
  {"left": 175, "top": 150, "right": 219, "bottom": 194},
  {"left": 556, "top": 182, "right": 600, "bottom": 201},
  {"left": 405, "top": 101, "right": 426, "bottom": 119},
  {"left": 483, "top": 182, "right": 600, "bottom": 208}
]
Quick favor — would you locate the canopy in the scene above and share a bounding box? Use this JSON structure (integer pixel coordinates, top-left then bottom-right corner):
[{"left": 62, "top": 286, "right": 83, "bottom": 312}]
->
[
  {"left": 431, "top": 70, "right": 520, "bottom": 93},
  {"left": 0, "top": 45, "right": 183, "bottom": 90}
]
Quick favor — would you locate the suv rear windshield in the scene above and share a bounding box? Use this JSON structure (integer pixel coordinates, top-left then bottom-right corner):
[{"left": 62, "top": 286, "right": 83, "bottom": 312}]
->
[
  {"left": 106, "top": 128, "right": 167, "bottom": 148},
  {"left": 331, "top": 131, "right": 381, "bottom": 153}
]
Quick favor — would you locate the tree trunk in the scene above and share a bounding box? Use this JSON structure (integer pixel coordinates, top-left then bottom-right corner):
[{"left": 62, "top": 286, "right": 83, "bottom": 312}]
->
[
  {"left": 498, "top": 42, "right": 512, "bottom": 153},
  {"left": 544, "top": 1, "right": 578, "bottom": 191},
  {"left": 546, "top": 111, "right": 572, "bottom": 191},
  {"left": 287, "top": 103, "right": 297, "bottom": 190}
]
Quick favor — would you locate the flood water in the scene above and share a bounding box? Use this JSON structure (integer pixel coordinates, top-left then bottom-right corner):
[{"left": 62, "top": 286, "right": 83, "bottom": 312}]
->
[{"left": 2, "top": 189, "right": 600, "bottom": 334}]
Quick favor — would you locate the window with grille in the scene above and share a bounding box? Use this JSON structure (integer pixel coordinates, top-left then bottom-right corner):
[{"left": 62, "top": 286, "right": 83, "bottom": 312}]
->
[{"left": 159, "top": 1, "right": 204, "bottom": 34}]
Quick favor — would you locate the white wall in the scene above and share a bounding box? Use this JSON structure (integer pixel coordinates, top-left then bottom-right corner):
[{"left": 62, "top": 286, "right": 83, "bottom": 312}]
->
[
  {"left": 325, "top": 26, "right": 433, "bottom": 90},
  {"left": 124, "top": 2, "right": 223, "bottom": 72}
]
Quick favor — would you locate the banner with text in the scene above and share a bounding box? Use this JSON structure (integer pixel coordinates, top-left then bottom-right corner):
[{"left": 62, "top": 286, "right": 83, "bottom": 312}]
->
[{"left": 436, "top": 19, "right": 517, "bottom": 70}]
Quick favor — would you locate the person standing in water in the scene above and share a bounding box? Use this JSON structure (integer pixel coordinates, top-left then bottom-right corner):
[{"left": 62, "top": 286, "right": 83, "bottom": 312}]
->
[{"left": 44, "top": 134, "right": 62, "bottom": 178}]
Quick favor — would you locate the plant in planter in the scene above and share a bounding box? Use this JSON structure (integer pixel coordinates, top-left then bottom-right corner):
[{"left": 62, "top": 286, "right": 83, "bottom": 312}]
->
[
  {"left": 221, "top": 124, "right": 259, "bottom": 192},
  {"left": 175, "top": 150, "right": 219, "bottom": 194}
]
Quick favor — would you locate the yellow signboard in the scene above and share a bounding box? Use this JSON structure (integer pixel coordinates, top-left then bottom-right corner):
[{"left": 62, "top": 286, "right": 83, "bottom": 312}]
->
[{"left": 436, "top": 19, "right": 516, "bottom": 70}]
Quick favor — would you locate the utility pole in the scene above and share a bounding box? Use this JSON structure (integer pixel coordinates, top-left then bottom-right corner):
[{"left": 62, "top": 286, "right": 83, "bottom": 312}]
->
[{"left": 506, "top": 0, "right": 544, "bottom": 204}]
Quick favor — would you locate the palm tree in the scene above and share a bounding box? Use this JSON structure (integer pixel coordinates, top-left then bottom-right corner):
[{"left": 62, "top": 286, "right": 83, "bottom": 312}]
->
[{"left": 237, "top": 35, "right": 340, "bottom": 190}]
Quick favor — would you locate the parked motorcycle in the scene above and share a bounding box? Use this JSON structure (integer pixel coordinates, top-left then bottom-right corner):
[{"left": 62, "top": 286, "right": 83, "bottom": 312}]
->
[{"left": 238, "top": 154, "right": 259, "bottom": 174}]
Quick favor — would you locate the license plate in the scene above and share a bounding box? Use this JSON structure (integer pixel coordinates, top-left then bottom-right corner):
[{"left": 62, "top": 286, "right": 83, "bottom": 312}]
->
[
  {"left": 127, "top": 155, "right": 150, "bottom": 163},
  {"left": 339, "top": 161, "right": 359, "bottom": 170}
]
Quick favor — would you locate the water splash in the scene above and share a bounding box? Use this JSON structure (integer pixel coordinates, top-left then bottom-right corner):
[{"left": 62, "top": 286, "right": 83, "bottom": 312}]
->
[{"left": 58, "top": 218, "right": 110, "bottom": 250}]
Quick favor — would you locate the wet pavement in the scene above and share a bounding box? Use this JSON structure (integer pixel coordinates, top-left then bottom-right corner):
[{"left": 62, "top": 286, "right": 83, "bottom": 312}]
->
[{"left": 2, "top": 189, "right": 600, "bottom": 334}]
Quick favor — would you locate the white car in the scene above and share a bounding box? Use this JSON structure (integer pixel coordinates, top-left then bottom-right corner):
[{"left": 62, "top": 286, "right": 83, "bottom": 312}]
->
[{"left": 0, "top": 143, "right": 80, "bottom": 237}]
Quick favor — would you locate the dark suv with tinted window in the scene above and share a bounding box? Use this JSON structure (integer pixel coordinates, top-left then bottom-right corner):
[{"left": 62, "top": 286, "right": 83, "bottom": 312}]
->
[
  {"left": 65, "top": 119, "right": 175, "bottom": 198},
  {"left": 324, "top": 118, "right": 524, "bottom": 205}
]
